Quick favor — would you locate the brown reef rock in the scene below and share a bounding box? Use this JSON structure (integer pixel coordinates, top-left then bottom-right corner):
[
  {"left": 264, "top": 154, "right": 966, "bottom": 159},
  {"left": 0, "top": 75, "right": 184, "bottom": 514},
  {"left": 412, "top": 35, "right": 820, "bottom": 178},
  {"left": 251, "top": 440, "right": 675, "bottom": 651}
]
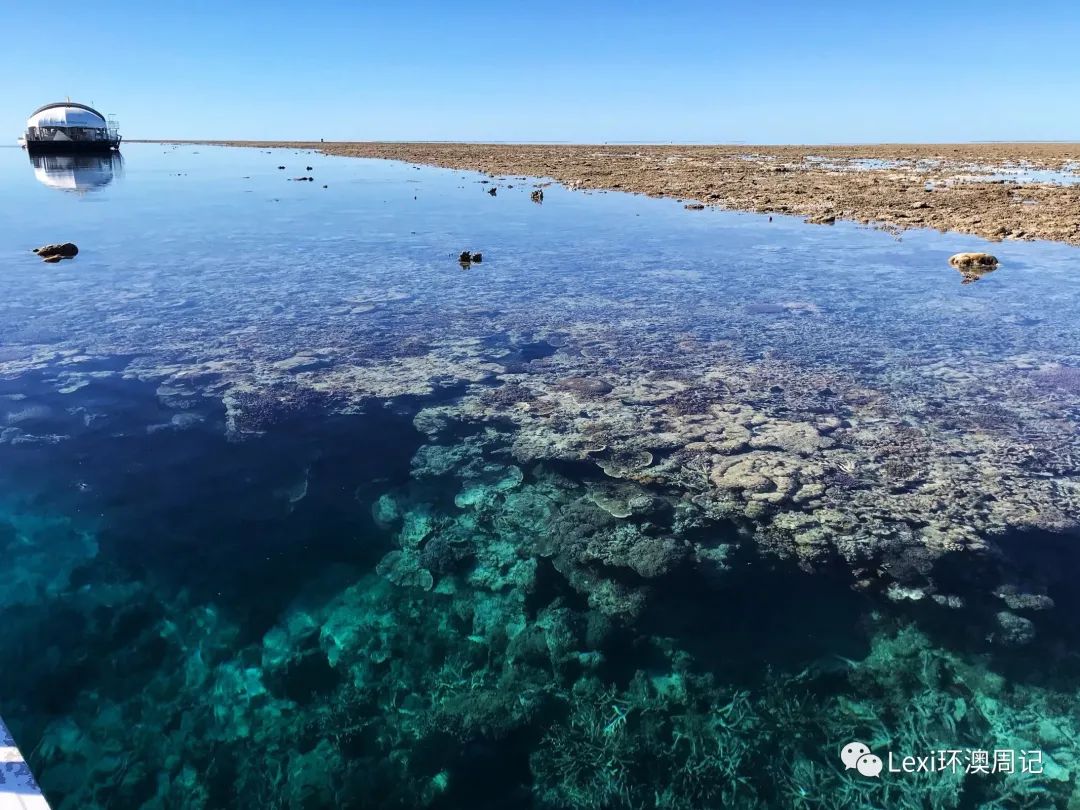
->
[
  {"left": 33, "top": 243, "right": 79, "bottom": 262},
  {"left": 949, "top": 252, "right": 999, "bottom": 269}
]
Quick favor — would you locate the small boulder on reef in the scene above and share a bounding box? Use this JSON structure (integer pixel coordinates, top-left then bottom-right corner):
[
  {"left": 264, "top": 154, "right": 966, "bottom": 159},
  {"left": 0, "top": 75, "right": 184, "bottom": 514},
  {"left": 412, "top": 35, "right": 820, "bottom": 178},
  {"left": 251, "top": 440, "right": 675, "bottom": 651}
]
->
[
  {"left": 33, "top": 243, "right": 79, "bottom": 262},
  {"left": 949, "top": 252, "right": 998, "bottom": 269},
  {"left": 949, "top": 253, "right": 999, "bottom": 284}
]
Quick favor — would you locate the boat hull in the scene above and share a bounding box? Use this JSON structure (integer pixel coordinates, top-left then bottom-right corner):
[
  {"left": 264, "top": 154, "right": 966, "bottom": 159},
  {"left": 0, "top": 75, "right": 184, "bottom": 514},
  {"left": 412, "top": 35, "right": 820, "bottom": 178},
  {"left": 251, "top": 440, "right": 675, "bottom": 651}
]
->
[{"left": 25, "top": 139, "right": 120, "bottom": 155}]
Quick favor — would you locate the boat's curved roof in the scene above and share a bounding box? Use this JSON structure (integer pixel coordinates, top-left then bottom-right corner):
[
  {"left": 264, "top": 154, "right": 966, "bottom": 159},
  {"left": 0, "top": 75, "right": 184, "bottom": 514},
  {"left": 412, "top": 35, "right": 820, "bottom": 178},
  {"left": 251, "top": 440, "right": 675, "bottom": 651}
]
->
[{"left": 27, "top": 102, "right": 108, "bottom": 129}]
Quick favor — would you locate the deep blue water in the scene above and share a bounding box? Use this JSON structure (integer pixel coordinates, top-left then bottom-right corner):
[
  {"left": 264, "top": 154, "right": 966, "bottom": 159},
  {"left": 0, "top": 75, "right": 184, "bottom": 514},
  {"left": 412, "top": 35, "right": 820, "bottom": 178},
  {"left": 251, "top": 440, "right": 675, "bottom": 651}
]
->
[{"left": 1, "top": 143, "right": 1080, "bottom": 809}]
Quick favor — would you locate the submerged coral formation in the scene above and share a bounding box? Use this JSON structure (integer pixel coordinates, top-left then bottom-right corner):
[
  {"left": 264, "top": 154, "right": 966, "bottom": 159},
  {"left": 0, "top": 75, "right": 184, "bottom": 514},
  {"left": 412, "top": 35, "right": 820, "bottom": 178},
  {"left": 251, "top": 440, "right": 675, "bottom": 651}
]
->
[
  {"left": 412, "top": 333, "right": 1080, "bottom": 611},
  {"left": 5, "top": 453, "right": 1080, "bottom": 807}
]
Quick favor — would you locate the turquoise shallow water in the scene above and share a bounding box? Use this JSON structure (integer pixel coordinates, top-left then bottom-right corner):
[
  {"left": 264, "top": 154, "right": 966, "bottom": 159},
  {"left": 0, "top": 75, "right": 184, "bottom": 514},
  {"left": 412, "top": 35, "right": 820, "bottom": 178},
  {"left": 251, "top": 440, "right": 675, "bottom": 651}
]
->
[{"left": 1, "top": 143, "right": 1080, "bottom": 808}]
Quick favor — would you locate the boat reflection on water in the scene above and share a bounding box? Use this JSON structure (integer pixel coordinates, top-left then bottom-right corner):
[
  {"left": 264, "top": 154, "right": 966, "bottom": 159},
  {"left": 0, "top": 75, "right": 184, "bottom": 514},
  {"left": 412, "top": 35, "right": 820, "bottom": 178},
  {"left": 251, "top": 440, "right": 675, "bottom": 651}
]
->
[{"left": 29, "top": 152, "right": 123, "bottom": 193}]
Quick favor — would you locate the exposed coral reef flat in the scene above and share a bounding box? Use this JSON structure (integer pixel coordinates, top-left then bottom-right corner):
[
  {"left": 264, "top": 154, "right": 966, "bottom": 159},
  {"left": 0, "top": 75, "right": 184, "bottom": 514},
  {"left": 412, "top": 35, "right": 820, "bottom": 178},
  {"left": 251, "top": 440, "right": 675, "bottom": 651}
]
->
[
  {"left": 157, "top": 140, "right": 1080, "bottom": 246},
  {"left": 1, "top": 144, "right": 1080, "bottom": 808}
]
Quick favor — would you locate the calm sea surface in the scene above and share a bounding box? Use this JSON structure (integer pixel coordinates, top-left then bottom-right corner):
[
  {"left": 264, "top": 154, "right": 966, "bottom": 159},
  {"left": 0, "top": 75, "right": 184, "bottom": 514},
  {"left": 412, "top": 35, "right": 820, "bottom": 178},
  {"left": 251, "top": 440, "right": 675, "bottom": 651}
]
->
[{"left": 1, "top": 143, "right": 1079, "bottom": 809}]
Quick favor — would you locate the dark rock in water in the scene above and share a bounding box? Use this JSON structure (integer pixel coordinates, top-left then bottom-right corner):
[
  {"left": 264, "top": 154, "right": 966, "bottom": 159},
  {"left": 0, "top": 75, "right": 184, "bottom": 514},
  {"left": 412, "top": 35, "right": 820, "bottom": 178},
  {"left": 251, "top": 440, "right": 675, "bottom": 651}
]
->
[
  {"left": 487, "top": 187, "right": 497, "bottom": 196},
  {"left": 470, "top": 252, "right": 482, "bottom": 263},
  {"left": 684, "top": 203, "right": 705, "bottom": 210},
  {"left": 33, "top": 243, "right": 79, "bottom": 260},
  {"left": 459, "top": 251, "right": 484, "bottom": 264},
  {"left": 531, "top": 189, "right": 544, "bottom": 203},
  {"left": 306, "top": 166, "right": 313, "bottom": 171},
  {"left": 277, "top": 165, "right": 286, "bottom": 170}
]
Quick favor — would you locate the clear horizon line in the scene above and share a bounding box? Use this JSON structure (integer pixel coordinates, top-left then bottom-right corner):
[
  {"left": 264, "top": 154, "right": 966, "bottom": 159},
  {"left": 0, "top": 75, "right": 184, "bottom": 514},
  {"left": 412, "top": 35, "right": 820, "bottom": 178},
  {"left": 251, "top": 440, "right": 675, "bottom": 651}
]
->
[{"left": 126, "top": 138, "right": 1080, "bottom": 147}]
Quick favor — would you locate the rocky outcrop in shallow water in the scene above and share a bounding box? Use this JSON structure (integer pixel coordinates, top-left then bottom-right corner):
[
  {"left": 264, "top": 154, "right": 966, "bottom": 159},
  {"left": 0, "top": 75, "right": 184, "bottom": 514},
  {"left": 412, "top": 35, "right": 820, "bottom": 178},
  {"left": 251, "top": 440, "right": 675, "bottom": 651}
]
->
[
  {"left": 33, "top": 243, "right": 78, "bottom": 262},
  {"left": 949, "top": 252, "right": 999, "bottom": 269},
  {"left": 950, "top": 252, "right": 1000, "bottom": 283}
]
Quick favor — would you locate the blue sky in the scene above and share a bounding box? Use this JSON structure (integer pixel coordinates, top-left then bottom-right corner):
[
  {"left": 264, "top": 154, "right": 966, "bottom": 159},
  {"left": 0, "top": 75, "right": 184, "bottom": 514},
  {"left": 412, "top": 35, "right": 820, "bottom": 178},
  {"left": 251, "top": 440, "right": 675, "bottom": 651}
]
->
[{"left": 3, "top": 1, "right": 1078, "bottom": 143}]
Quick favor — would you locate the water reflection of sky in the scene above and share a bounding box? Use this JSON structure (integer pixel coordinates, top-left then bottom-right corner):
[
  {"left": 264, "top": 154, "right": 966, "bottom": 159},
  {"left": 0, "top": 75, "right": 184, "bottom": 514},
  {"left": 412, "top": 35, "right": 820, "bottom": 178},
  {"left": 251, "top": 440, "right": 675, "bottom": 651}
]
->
[
  {"left": 799, "top": 154, "right": 1080, "bottom": 185},
  {"left": 955, "top": 163, "right": 1080, "bottom": 185}
]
